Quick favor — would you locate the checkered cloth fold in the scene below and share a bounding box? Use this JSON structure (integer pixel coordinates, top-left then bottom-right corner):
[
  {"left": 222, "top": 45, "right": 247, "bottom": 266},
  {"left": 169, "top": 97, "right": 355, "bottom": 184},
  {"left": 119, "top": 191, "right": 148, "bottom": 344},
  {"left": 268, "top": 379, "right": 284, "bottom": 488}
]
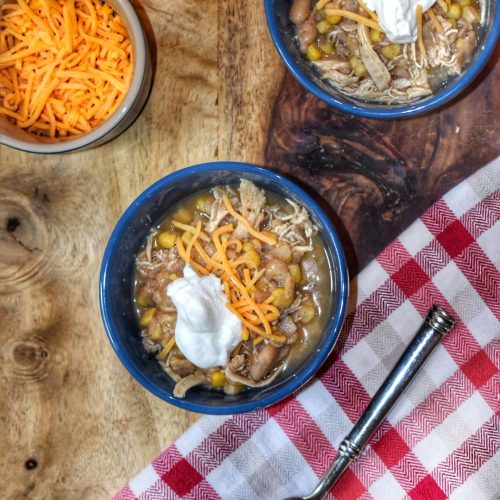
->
[{"left": 115, "top": 158, "right": 500, "bottom": 500}]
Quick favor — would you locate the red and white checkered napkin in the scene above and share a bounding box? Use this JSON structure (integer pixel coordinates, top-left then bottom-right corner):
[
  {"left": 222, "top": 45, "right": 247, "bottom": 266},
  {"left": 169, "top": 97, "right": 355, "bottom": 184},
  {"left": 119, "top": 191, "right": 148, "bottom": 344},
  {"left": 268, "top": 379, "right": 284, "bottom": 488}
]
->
[{"left": 115, "top": 158, "right": 500, "bottom": 500}]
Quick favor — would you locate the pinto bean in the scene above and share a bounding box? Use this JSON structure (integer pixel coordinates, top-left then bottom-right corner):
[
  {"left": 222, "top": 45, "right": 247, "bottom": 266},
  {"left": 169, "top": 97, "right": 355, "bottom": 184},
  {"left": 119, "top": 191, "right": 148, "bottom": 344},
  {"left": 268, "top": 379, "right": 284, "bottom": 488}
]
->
[
  {"left": 278, "top": 316, "right": 299, "bottom": 344},
  {"left": 268, "top": 241, "right": 292, "bottom": 262},
  {"left": 204, "top": 242, "right": 217, "bottom": 256},
  {"left": 249, "top": 345, "right": 280, "bottom": 381},
  {"left": 290, "top": 0, "right": 312, "bottom": 25},
  {"left": 391, "top": 65, "right": 411, "bottom": 79},
  {"left": 265, "top": 259, "right": 289, "bottom": 283},
  {"left": 298, "top": 17, "right": 317, "bottom": 51}
]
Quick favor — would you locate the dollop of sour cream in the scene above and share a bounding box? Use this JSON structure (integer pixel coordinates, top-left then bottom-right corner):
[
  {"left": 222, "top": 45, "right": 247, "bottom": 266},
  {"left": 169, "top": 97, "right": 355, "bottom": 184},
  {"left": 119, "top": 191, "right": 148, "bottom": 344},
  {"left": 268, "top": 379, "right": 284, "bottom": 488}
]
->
[
  {"left": 364, "top": 0, "right": 435, "bottom": 43},
  {"left": 166, "top": 265, "right": 242, "bottom": 369}
]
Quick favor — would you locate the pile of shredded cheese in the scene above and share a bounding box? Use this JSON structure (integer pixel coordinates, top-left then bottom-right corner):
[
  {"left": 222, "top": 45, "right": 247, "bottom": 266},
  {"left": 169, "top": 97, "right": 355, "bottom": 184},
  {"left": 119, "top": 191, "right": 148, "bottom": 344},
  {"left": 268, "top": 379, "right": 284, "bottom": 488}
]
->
[
  {"left": 171, "top": 195, "right": 288, "bottom": 347},
  {"left": 0, "top": 0, "right": 133, "bottom": 138}
]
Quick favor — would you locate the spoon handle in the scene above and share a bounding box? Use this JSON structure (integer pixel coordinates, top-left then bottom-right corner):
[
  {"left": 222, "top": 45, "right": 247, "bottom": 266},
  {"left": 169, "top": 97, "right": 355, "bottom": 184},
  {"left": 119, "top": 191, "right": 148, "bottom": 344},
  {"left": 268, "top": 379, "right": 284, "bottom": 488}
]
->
[{"left": 304, "top": 305, "right": 456, "bottom": 500}]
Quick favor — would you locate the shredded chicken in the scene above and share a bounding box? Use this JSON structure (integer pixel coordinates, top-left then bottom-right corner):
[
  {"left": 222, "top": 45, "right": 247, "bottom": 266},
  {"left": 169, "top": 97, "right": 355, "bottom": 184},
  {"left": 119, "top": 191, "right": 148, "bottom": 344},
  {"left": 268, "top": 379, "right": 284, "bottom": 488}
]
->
[
  {"left": 205, "top": 198, "right": 229, "bottom": 233},
  {"left": 173, "top": 372, "right": 206, "bottom": 398},
  {"left": 233, "top": 179, "right": 267, "bottom": 238},
  {"left": 135, "top": 178, "right": 327, "bottom": 398}
]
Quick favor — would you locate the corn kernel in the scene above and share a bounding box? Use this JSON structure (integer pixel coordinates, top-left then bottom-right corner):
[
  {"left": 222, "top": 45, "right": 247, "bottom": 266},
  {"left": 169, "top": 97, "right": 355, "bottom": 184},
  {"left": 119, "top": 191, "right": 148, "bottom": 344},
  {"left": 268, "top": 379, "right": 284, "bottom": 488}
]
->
[
  {"left": 241, "top": 326, "right": 249, "bottom": 341},
  {"left": 210, "top": 370, "right": 226, "bottom": 388},
  {"left": 270, "top": 288, "right": 293, "bottom": 309},
  {"left": 448, "top": 3, "right": 462, "bottom": 19},
  {"left": 173, "top": 207, "right": 192, "bottom": 224},
  {"left": 380, "top": 43, "right": 401, "bottom": 59},
  {"left": 157, "top": 231, "right": 177, "bottom": 249},
  {"left": 288, "top": 264, "right": 302, "bottom": 284},
  {"left": 135, "top": 290, "right": 149, "bottom": 307},
  {"left": 370, "top": 29, "right": 384, "bottom": 43},
  {"left": 181, "top": 231, "right": 192, "bottom": 245},
  {"left": 242, "top": 241, "right": 254, "bottom": 253},
  {"left": 297, "top": 303, "right": 316, "bottom": 324},
  {"left": 196, "top": 198, "right": 205, "bottom": 212},
  {"left": 325, "top": 14, "right": 342, "bottom": 24},
  {"left": 196, "top": 195, "right": 210, "bottom": 213},
  {"left": 251, "top": 238, "right": 263, "bottom": 250},
  {"left": 462, "top": 5, "right": 480, "bottom": 23},
  {"left": 169, "top": 274, "right": 178, "bottom": 281},
  {"left": 139, "top": 307, "right": 156, "bottom": 327},
  {"left": 245, "top": 249, "right": 261, "bottom": 267},
  {"left": 319, "top": 40, "right": 334, "bottom": 55},
  {"left": 350, "top": 57, "right": 368, "bottom": 77},
  {"left": 306, "top": 44, "right": 322, "bottom": 61},
  {"left": 316, "top": 19, "right": 331, "bottom": 34}
]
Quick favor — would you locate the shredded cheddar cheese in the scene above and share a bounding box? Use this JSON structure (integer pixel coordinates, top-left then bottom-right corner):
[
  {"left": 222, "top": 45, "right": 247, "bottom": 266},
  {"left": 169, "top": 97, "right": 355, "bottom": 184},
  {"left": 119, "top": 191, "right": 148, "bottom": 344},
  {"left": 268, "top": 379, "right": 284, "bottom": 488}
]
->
[
  {"left": 315, "top": 0, "right": 330, "bottom": 10},
  {"left": 427, "top": 7, "right": 444, "bottom": 33},
  {"left": 185, "top": 221, "right": 202, "bottom": 262},
  {"left": 0, "top": 0, "right": 133, "bottom": 138},
  {"left": 436, "top": 0, "right": 448, "bottom": 14},
  {"left": 171, "top": 219, "right": 210, "bottom": 241},
  {"left": 160, "top": 189, "right": 311, "bottom": 346},
  {"left": 324, "top": 8, "right": 381, "bottom": 30},
  {"left": 171, "top": 216, "right": 287, "bottom": 344},
  {"left": 158, "top": 336, "right": 176, "bottom": 360},
  {"left": 357, "top": 0, "right": 379, "bottom": 23},
  {"left": 222, "top": 195, "right": 278, "bottom": 246},
  {"left": 416, "top": 5, "right": 427, "bottom": 61}
]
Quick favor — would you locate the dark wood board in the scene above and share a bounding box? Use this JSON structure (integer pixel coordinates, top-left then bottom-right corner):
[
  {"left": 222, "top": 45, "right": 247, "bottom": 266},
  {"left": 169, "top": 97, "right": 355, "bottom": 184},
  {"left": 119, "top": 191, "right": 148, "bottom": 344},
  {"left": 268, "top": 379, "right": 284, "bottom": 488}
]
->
[{"left": 265, "top": 46, "right": 499, "bottom": 274}]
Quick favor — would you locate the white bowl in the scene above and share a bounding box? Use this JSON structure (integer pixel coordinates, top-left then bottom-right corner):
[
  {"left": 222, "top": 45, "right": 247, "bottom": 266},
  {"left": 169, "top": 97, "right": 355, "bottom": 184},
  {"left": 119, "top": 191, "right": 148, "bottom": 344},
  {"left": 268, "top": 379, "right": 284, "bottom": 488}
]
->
[{"left": 0, "top": 0, "right": 152, "bottom": 154}]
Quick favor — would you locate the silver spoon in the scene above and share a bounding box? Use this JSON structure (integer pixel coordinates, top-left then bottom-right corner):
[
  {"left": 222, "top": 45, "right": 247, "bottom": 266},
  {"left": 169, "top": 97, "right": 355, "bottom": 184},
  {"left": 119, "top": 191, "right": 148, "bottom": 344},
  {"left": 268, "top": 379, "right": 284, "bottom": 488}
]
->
[{"left": 285, "top": 305, "right": 456, "bottom": 500}]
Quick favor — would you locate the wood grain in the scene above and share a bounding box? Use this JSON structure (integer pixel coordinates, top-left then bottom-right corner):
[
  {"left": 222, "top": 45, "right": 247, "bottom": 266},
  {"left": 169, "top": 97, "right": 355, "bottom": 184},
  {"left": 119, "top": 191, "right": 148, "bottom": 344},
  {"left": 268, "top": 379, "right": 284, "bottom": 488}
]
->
[
  {"left": 265, "top": 46, "right": 500, "bottom": 272},
  {"left": 0, "top": 0, "right": 497, "bottom": 498}
]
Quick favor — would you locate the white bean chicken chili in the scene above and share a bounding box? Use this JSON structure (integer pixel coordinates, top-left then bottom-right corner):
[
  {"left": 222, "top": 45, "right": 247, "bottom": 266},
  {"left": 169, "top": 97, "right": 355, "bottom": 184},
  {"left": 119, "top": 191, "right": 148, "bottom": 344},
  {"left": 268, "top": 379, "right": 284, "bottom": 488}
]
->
[
  {"left": 291, "top": 0, "right": 484, "bottom": 102},
  {"left": 134, "top": 180, "right": 332, "bottom": 398}
]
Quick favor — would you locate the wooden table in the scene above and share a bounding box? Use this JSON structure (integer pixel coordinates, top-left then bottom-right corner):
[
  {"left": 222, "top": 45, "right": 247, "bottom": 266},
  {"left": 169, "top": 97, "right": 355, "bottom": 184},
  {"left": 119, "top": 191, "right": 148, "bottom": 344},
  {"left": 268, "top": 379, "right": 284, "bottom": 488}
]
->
[{"left": 1, "top": 1, "right": 498, "bottom": 497}]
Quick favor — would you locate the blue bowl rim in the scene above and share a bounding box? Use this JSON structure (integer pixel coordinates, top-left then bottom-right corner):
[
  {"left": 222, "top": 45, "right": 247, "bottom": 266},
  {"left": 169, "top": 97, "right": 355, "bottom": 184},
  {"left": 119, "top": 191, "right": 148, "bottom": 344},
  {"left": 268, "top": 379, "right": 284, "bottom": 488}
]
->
[
  {"left": 264, "top": 0, "right": 500, "bottom": 119},
  {"left": 99, "top": 161, "right": 349, "bottom": 414}
]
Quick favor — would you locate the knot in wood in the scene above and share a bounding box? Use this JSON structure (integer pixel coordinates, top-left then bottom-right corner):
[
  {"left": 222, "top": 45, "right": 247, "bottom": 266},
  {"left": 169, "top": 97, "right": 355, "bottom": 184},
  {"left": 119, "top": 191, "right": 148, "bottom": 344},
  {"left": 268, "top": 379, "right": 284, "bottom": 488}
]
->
[
  {"left": 5, "top": 336, "right": 51, "bottom": 384},
  {"left": 0, "top": 188, "right": 49, "bottom": 293}
]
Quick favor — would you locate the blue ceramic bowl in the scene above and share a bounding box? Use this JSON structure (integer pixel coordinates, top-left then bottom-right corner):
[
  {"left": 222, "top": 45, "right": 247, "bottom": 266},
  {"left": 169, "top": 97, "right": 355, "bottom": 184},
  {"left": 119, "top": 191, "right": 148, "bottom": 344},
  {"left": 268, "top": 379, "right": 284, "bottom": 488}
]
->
[
  {"left": 100, "top": 162, "right": 349, "bottom": 414},
  {"left": 264, "top": 0, "right": 500, "bottom": 119}
]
